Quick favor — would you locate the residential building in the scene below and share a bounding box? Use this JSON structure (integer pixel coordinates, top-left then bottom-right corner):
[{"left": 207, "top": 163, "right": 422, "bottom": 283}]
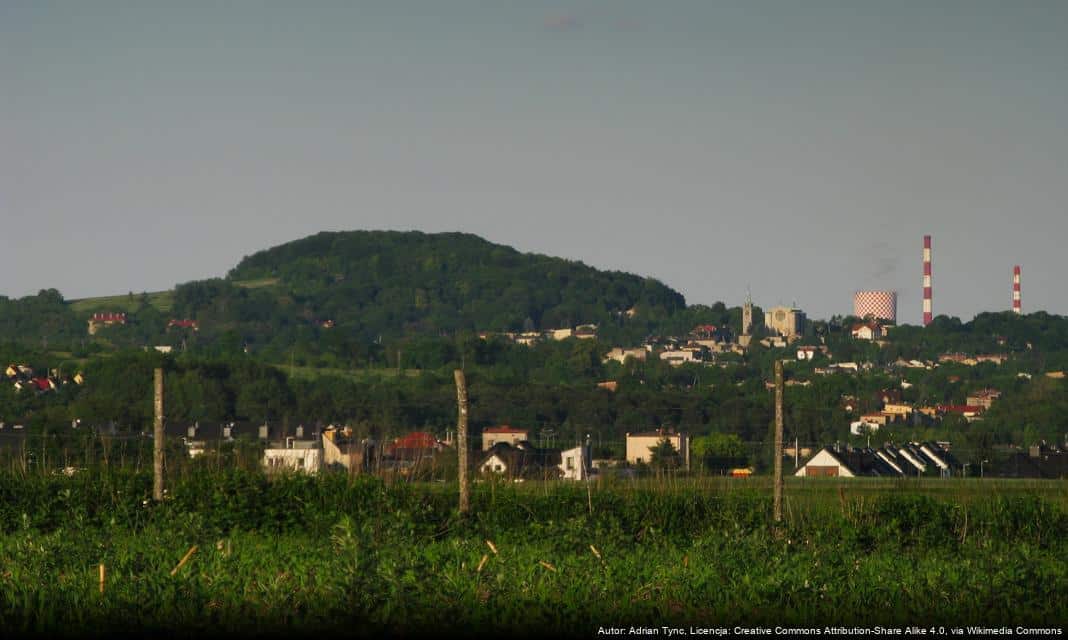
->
[
  {"left": 936, "top": 405, "right": 985, "bottom": 421},
  {"left": 386, "top": 432, "right": 444, "bottom": 462},
  {"left": 603, "top": 347, "right": 647, "bottom": 364},
  {"left": 558, "top": 443, "right": 592, "bottom": 481},
  {"left": 479, "top": 441, "right": 562, "bottom": 480},
  {"left": 264, "top": 438, "right": 323, "bottom": 474},
  {"left": 322, "top": 426, "right": 377, "bottom": 472},
  {"left": 514, "top": 332, "right": 542, "bottom": 346},
  {"left": 850, "top": 419, "right": 881, "bottom": 435},
  {"left": 796, "top": 443, "right": 956, "bottom": 478},
  {"left": 829, "top": 362, "right": 860, "bottom": 372},
  {"left": 87, "top": 312, "right": 127, "bottom": 335},
  {"left": 550, "top": 328, "right": 573, "bottom": 341},
  {"left": 850, "top": 322, "right": 883, "bottom": 341},
  {"left": 574, "top": 324, "right": 598, "bottom": 340},
  {"left": 625, "top": 430, "right": 690, "bottom": 469},
  {"left": 167, "top": 319, "right": 199, "bottom": 331},
  {"left": 659, "top": 346, "right": 707, "bottom": 366},
  {"left": 881, "top": 403, "right": 914, "bottom": 418},
  {"left": 859, "top": 413, "right": 892, "bottom": 427},
  {"left": 965, "top": 389, "right": 1001, "bottom": 410},
  {"left": 482, "top": 426, "right": 530, "bottom": 451},
  {"left": 984, "top": 443, "right": 1068, "bottom": 479}
]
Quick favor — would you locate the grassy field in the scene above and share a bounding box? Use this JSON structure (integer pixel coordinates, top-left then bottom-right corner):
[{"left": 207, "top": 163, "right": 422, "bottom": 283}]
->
[
  {"left": 232, "top": 277, "right": 280, "bottom": 289},
  {"left": 67, "top": 278, "right": 277, "bottom": 317},
  {"left": 281, "top": 364, "right": 425, "bottom": 381},
  {"left": 0, "top": 470, "right": 1065, "bottom": 637},
  {"left": 68, "top": 290, "right": 175, "bottom": 314}
]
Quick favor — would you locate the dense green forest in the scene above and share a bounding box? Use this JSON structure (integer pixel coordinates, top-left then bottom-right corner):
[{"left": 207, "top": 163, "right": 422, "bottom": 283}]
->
[
  {"left": 1, "top": 230, "right": 1067, "bottom": 468},
  {"left": 0, "top": 231, "right": 745, "bottom": 366}
]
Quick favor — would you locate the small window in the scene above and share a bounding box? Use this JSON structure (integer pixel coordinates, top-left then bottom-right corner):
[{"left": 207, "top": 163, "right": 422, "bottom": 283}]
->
[{"left": 566, "top": 456, "right": 574, "bottom": 470}]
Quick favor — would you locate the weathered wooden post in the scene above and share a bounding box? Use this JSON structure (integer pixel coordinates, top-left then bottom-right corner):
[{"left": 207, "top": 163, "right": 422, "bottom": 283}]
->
[
  {"left": 454, "top": 369, "right": 470, "bottom": 515},
  {"left": 773, "top": 360, "right": 784, "bottom": 524},
  {"left": 153, "top": 368, "right": 165, "bottom": 502}
]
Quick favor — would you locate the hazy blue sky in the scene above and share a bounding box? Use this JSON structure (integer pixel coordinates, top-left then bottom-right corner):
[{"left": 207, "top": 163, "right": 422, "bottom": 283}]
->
[{"left": 3, "top": 1, "right": 1066, "bottom": 322}]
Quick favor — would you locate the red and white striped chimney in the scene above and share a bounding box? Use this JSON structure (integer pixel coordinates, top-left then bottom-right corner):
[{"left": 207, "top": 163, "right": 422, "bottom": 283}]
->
[
  {"left": 1012, "top": 265, "right": 1022, "bottom": 314},
  {"left": 922, "top": 235, "right": 933, "bottom": 326}
]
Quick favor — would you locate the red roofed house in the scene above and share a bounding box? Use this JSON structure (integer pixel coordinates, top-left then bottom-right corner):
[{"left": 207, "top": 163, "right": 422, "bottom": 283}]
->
[
  {"left": 32, "top": 377, "right": 56, "bottom": 392},
  {"left": 481, "top": 425, "right": 530, "bottom": 451},
  {"left": 387, "top": 431, "right": 444, "bottom": 462},
  {"left": 692, "top": 324, "right": 718, "bottom": 339},
  {"left": 965, "top": 389, "right": 1001, "bottom": 410},
  {"left": 168, "top": 319, "right": 199, "bottom": 331},
  {"left": 87, "top": 312, "right": 127, "bottom": 335}
]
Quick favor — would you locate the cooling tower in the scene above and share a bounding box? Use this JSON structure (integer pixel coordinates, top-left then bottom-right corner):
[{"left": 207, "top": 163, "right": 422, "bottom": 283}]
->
[{"left": 854, "top": 290, "right": 897, "bottom": 323}]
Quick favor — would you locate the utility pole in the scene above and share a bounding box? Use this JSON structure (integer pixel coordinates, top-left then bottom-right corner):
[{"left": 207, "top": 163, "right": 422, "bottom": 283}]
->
[
  {"left": 773, "top": 360, "right": 784, "bottom": 524},
  {"left": 454, "top": 369, "right": 470, "bottom": 515},
  {"left": 153, "top": 368, "right": 165, "bottom": 502}
]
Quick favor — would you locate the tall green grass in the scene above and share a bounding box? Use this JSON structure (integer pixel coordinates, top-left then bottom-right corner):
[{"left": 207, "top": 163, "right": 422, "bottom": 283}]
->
[{"left": 0, "top": 470, "right": 1065, "bottom": 635}]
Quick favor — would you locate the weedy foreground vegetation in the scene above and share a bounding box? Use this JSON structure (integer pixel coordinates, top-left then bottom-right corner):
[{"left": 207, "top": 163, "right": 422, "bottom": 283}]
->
[{"left": 0, "top": 471, "right": 1066, "bottom": 637}]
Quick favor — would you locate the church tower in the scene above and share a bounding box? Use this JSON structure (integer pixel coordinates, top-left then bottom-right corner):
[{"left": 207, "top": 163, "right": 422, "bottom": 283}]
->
[{"left": 741, "top": 289, "right": 753, "bottom": 337}]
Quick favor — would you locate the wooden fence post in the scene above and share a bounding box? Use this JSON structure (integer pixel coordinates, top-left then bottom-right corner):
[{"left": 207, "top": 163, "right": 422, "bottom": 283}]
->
[
  {"left": 153, "top": 368, "right": 164, "bottom": 502},
  {"left": 773, "top": 360, "right": 784, "bottom": 524},
  {"left": 454, "top": 369, "right": 470, "bottom": 515}
]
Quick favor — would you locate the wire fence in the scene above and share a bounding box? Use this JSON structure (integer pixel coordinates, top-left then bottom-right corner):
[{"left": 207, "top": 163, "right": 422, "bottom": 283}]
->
[{"left": 0, "top": 425, "right": 1049, "bottom": 483}]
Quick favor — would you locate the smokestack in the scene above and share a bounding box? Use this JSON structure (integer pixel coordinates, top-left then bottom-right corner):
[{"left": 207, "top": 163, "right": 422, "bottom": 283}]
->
[
  {"left": 1013, "top": 265, "right": 1022, "bottom": 315},
  {"left": 922, "top": 235, "right": 933, "bottom": 326}
]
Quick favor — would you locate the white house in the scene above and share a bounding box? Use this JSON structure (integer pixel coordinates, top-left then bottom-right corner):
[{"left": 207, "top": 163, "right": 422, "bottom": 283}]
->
[
  {"left": 558, "top": 444, "right": 592, "bottom": 481},
  {"left": 478, "top": 442, "right": 560, "bottom": 480},
  {"left": 851, "top": 323, "right": 884, "bottom": 341},
  {"left": 659, "top": 347, "right": 706, "bottom": 366},
  {"left": 264, "top": 437, "right": 322, "bottom": 474},
  {"left": 850, "top": 420, "right": 880, "bottom": 436},
  {"left": 481, "top": 426, "right": 530, "bottom": 451},
  {"left": 797, "top": 443, "right": 956, "bottom": 478},
  {"left": 603, "top": 347, "right": 648, "bottom": 364},
  {"left": 795, "top": 448, "right": 868, "bottom": 477}
]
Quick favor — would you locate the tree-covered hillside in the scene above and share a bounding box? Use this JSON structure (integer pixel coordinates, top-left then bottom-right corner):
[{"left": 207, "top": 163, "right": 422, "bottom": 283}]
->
[{"left": 220, "top": 230, "right": 685, "bottom": 336}]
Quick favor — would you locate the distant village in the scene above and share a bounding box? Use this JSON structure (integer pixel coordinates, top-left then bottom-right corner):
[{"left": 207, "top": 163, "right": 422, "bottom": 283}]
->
[{"left": 6, "top": 292, "right": 1067, "bottom": 480}]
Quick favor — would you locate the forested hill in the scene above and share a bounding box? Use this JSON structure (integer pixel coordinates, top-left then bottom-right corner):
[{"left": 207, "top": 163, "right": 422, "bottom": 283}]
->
[
  {"left": 219, "top": 230, "right": 686, "bottom": 337},
  {"left": 133, "top": 230, "right": 708, "bottom": 360},
  {"left": 1, "top": 231, "right": 752, "bottom": 364}
]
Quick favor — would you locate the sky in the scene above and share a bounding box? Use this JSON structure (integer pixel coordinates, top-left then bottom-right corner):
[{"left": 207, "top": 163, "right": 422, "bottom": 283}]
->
[{"left": 3, "top": 1, "right": 1067, "bottom": 323}]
